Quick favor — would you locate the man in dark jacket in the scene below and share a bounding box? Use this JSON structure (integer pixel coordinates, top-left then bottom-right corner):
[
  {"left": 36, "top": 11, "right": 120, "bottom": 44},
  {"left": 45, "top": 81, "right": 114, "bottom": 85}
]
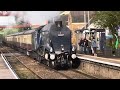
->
[
  {"left": 79, "top": 38, "right": 84, "bottom": 54},
  {"left": 83, "top": 38, "right": 88, "bottom": 54}
]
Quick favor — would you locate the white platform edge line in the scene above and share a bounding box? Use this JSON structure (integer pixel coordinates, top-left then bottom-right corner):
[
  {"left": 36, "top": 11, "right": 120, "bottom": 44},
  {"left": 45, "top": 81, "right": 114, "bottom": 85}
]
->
[
  {"left": 78, "top": 56, "right": 120, "bottom": 67},
  {"left": 78, "top": 54, "right": 120, "bottom": 61},
  {"left": 1, "top": 54, "right": 19, "bottom": 79}
]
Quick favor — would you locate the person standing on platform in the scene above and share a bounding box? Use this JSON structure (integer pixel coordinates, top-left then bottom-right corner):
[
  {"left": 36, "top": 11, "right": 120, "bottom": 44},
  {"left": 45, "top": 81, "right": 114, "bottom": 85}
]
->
[
  {"left": 91, "top": 36, "right": 97, "bottom": 56},
  {"left": 88, "top": 38, "right": 92, "bottom": 55},
  {"left": 79, "top": 38, "right": 84, "bottom": 54},
  {"left": 83, "top": 38, "right": 89, "bottom": 54}
]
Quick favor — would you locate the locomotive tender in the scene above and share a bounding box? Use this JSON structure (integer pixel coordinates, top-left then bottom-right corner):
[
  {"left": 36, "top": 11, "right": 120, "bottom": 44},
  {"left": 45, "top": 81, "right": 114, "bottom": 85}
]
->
[{"left": 4, "top": 21, "right": 78, "bottom": 69}]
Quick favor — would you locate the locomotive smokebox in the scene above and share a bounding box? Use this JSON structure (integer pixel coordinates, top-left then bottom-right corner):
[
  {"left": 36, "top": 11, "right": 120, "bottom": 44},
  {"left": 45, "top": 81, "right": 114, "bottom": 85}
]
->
[{"left": 55, "top": 21, "right": 62, "bottom": 27}]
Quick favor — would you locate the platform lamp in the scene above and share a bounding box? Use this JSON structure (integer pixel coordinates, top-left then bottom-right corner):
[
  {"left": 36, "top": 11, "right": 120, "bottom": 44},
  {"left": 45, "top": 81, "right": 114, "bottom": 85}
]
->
[
  {"left": 84, "top": 11, "right": 87, "bottom": 29},
  {"left": 87, "top": 11, "right": 91, "bottom": 39}
]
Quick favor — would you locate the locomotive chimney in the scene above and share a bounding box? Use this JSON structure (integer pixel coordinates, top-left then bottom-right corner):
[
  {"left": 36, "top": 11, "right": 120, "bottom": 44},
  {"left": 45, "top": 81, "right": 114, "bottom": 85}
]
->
[{"left": 55, "top": 21, "right": 62, "bottom": 27}]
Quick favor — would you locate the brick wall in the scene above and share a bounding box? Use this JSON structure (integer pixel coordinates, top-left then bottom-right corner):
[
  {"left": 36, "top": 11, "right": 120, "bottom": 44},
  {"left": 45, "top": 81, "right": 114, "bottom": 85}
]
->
[{"left": 69, "top": 23, "right": 86, "bottom": 45}]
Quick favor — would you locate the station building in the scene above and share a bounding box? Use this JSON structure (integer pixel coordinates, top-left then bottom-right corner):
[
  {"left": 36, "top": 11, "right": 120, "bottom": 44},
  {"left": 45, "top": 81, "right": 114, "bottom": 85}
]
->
[{"left": 59, "top": 11, "right": 95, "bottom": 45}]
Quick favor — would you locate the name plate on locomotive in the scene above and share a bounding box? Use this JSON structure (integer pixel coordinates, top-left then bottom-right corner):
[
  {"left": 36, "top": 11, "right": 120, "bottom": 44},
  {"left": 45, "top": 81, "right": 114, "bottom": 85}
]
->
[
  {"left": 58, "top": 34, "right": 64, "bottom": 36},
  {"left": 58, "top": 32, "right": 64, "bottom": 36}
]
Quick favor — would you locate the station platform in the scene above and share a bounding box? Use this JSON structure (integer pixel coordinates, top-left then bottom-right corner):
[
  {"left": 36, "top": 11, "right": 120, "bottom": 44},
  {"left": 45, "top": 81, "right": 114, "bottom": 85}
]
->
[
  {"left": 0, "top": 55, "right": 18, "bottom": 79},
  {"left": 77, "top": 54, "right": 120, "bottom": 67}
]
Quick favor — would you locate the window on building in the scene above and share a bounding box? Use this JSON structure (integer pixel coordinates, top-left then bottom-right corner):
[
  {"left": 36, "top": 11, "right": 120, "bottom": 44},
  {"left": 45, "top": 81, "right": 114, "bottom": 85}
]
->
[
  {"left": 72, "top": 16, "right": 84, "bottom": 23},
  {"left": 18, "top": 38, "right": 20, "bottom": 42},
  {"left": 24, "top": 38, "right": 26, "bottom": 43},
  {"left": 60, "top": 15, "right": 68, "bottom": 26}
]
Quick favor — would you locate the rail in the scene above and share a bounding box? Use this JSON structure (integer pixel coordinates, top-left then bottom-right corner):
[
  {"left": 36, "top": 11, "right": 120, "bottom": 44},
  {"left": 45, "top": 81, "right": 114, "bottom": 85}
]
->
[
  {"left": 1, "top": 53, "right": 19, "bottom": 79},
  {"left": 0, "top": 46, "right": 42, "bottom": 79}
]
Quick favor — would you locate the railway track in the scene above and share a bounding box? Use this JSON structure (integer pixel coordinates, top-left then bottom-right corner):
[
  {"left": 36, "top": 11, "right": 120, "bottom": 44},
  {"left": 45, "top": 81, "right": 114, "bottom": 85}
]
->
[
  {"left": 0, "top": 46, "right": 73, "bottom": 79},
  {"left": 16, "top": 55, "right": 96, "bottom": 79},
  {"left": 57, "top": 69, "right": 98, "bottom": 79},
  {"left": 71, "top": 69, "right": 98, "bottom": 79},
  {"left": 0, "top": 46, "right": 42, "bottom": 79},
  {"left": 0, "top": 45, "right": 98, "bottom": 79}
]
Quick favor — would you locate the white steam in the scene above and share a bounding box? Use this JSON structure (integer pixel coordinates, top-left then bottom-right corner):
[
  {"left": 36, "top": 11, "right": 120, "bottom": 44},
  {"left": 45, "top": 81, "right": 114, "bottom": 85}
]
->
[
  {"left": 25, "top": 11, "right": 60, "bottom": 25},
  {"left": 11, "top": 11, "right": 60, "bottom": 25}
]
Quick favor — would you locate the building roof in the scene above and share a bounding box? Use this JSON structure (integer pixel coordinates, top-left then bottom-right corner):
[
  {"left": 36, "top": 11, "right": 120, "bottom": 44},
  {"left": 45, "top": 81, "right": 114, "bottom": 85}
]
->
[
  {"left": 70, "top": 11, "right": 84, "bottom": 17},
  {"left": 60, "top": 11, "right": 95, "bottom": 23},
  {"left": 60, "top": 11, "right": 70, "bottom": 15}
]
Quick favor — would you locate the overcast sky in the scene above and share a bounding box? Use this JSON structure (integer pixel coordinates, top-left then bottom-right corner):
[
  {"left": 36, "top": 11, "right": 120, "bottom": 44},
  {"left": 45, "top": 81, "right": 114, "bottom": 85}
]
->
[
  {"left": 27, "top": 11, "right": 60, "bottom": 25},
  {"left": 0, "top": 11, "right": 60, "bottom": 25},
  {"left": 18, "top": 11, "right": 60, "bottom": 25}
]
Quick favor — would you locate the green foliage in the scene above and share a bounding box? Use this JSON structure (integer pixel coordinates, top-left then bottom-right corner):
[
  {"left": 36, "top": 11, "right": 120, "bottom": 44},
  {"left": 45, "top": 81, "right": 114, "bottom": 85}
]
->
[
  {"left": 3, "top": 28, "right": 19, "bottom": 36},
  {"left": 1, "top": 21, "right": 32, "bottom": 37},
  {"left": 93, "top": 11, "right": 120, "bottom": 30},
  {"left": 92, "top": 11, "right": 120, "bottom": 48},
  {"left": 17, "top": 20, "right": 32, "bottom": 32}
]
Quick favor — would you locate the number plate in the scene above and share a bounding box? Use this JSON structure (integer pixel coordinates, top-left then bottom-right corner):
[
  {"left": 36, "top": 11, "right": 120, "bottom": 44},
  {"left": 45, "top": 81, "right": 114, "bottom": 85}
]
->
[{"left": 58, "top": 33, "right": 64, "bottom": 36}]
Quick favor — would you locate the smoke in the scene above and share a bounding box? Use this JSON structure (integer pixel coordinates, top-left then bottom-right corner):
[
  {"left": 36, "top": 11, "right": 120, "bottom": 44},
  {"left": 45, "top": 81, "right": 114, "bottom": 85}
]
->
[
  {"left": 10, "top": 11, "right": 27, "bottom": 22},
  {"left": 25, "top": 11, "right": 60, "bottom": 25},
  {"left": 9, "top": 11, "right": 60, "bottom": 25},
  {"left": 10, "top": 11, "right": 26, "bottom": 16}
]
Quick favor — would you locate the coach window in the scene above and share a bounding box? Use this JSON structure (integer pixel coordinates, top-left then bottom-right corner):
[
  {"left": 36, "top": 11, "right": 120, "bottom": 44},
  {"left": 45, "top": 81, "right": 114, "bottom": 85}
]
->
[
  {"left": 24, "top": 38, "right": 26, "bottom": 43},
  {"left": 18, "top": 38, "right": 20, "bottom": 42}
]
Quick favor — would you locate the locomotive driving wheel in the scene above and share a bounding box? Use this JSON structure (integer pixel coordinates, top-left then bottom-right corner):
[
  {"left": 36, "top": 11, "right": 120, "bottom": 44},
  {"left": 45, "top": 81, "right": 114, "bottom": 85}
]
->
[{"left": 72, "top": 57, "right": 81, "bottom": 69}]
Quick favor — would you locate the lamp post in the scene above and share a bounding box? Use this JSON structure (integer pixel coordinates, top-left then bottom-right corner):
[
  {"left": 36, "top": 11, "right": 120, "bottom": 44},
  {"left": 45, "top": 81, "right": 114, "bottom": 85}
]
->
[
  {"left": 87, "top": 11, "right": 91, "bottom": 39},
  {"left": 88, "top": 11, "right": 90, "bottom": 26},
  {"left": 53, "top": 17, "right": 55, "bottom": 23},
  {"left": 84, "top": 11, "right": 86, "bottom": 29}
]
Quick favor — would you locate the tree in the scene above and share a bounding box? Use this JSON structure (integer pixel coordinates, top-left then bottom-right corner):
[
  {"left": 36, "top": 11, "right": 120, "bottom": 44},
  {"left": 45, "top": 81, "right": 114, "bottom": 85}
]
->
[
  {"left": 17, "top": 20, "right": 31, "bottom": 32},
  {"left": 14, "top": 12, "right": 31, "bottom": 32},
  {"left": 92, "top": 11, "right": 120, "bottom": 49}
]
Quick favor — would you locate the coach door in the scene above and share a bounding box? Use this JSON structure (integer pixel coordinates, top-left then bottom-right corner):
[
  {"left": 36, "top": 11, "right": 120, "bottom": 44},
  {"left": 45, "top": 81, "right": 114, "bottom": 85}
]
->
[{"left": 34, "top": 31, "right": 37, "bottom": 50}]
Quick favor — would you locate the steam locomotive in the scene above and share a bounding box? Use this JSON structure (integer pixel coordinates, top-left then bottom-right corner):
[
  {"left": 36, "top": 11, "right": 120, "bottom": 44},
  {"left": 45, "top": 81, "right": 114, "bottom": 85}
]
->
[{"left": 4, "top": 21, "right": 79, "bottom": 69}]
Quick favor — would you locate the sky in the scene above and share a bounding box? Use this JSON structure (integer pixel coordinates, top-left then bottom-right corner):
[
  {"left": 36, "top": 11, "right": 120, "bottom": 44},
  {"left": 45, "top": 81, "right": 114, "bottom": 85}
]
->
[
  {"left": 0, "top": 11, "right": 60, "bottom": 26},
  {"left": 24, "top": 11, "right": 60, "bottom": 25},
  {"left": 11, "top": 11, "right": 60, "bottom": 25}
]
